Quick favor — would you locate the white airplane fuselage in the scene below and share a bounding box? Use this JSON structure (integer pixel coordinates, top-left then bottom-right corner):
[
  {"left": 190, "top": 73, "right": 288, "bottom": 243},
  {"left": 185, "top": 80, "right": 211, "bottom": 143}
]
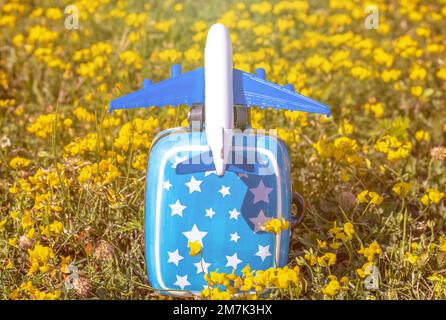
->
[{"left": 204, "top": 23, "right": 234, "bottom": 176}]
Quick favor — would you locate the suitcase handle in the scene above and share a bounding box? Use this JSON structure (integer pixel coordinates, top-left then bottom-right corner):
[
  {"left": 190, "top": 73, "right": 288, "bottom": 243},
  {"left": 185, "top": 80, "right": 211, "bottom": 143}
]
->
[{"left": 291, "top": 192, "right": 305, "bottom": 231}]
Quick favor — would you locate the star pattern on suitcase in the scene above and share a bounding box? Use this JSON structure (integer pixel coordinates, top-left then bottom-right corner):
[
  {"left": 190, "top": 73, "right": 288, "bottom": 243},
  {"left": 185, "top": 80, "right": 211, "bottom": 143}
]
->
[{"left": 159, "top": 152, "right": 281, "bottom": 292}]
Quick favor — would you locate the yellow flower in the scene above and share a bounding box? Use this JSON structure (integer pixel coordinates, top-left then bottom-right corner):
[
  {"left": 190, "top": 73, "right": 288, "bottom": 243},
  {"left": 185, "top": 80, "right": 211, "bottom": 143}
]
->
[
  {"left": 119, "top": 50, "right": 143, "bottom": 69},
  {"left": 338, "top": 120, "right": 354, "bottom": 135},
  {"left": 174, "top": 3, "right": 184, "bottom": 12},
  {"left": 49, "top": 220, "right": 63, "bottom": 234},
  {"left": 9, "top": 182, "right": 19, "bottom": 194},
  {"left": 184, "top": 46, "right": 203, "bottom": 65},
  {"left": 26, "top": 228, "right": 35, "bottom": 239},
  {"left": 21, "top": 210, "right": 33, "bottom": 228},
  {"left": 411, "top": 86, "right": 423, "bottom": 97},
  {"left": 46, "top": 8, "right": 62, "bottom": 20},
  {"left": 317, "top": 239, "right": 327, "bottom": 249},
  {"left": 304, "top": 250, "right": 317, "bottom": 266},
  {"left": 10, "top": 156, "right": 31, "bottom": 169},
  {"left": 335, "top": 231, "right": 346, "bottom": 240},
  {"left": 9, "top": 210, "right": 19, "bottom": 220},
  {"left": 373, "top": 48, "right": 394, "bottom": 67},
  {"left": 392, "top": 182, "right": 412, "bottom": 198},
  {"left": 113, "top": 118, "right": 159, "bottom": 152},
  {"left": 322, "top": 278, "right": 341, "bottom": 296},
  {"left": 188, "top": 241, "right": 201, "bottom": 256},
  {"left": 154, "top": 20, "right": 175, "bottom": 33},
  {"left": 358, "top": 241, "right": 382, "bottom": 262},
  {"left": 344, "top": 222, "right": 355, "bottom": 240},
  {"left": 6, "top": 260, "right": 13, "bottom": 269},
  {"left": 369, "top": 192, "right": 384, "bottom": 205},
  {"left": 381, "top": 69, "right": 401, "bottom": 83},
  {"left": 77, "top": 159, "right": 120, "bottom": 186},
  {"left": 356, "top": 262, "right": 373, "bottom": 278},
  {"left": 276, "top": 266, "right": 299, "bottom": 288},
  {"left": 328, "top": 221, "right": 341, "bottom": 235},
  {"left": 438, "top": 237, "right": 446, "bottom": 253},
  {"left": 409, "top": 64, "right": 427, "bottom": 81},
  {"left": 191, "top": 20, "right": 207, "bottom": 33},
  {"left": 415, "top": 130, "right": 430, "bottom": 142},
  {"left": 263, "top": 218, "right": 289, "bottom": 234},
  {"left": 364, "top": 102, "right": 384, "bottom": 118},
  {"left": 250, "top": 2, "right": 272, "bottom": 15},
  {"left": 421, "top": 194, "right": 429, "bottom": 206},
  {"left": 357, "top": 190, "right": 369, "bottom": 204},
  {"left": 157, "top": 49, "right": 182, "bottom": 64},
  {"left": 350, "top": 66, "right": 372, "bottom": 80},
  {"left": 317, "top": 252, "right": 337, "bottom": 267},
  {"left": 437, "top": 67, "right": 446, "bottom": 81},
  {"left": 132, "top": 153, "right": 148, "bottom": 171},
  {"left": 330, "top": 241, "right": 341, "bottom": 250},
  {"left": 64, "top": 133, "right": 103, "bottom": 156},
  {"left": 421, "top": 188, "right": 444, "bottom": 206},
  {"left": 375, "top": 135, "right": 412, "bottom": 161},
  {"left": 27, "top": 114, "right": 59, "bottom": 139},
  {"left": 125, "top": 13, "right": 147, "bottom": 28},
  {"left": 277, "top": 18, "right": 295, "bottom": 33},
  {"left": 340, "top": 276, "right": 349, "bottom": 288},
  {"left": 312, "top": 137, "right": 333, "bottom": 159},
  {"left": 0, "top": 218, "right": 7, "bottom": 229},
  {"left": 201, "top": 287, "right": 231, "bottom": 300},
  {"left": 357, "top": 190, "right": 384, "bottom": 206},
  {"left": 8, "top": 238, "right": 17, "bottom": 247},
  {"left": 27, "top": 243, "right": 55, "bottom": 275},
  {"left": 73, "top": 107, "right": 95, "bottom": 123},
  {"left": 405, "top": 252, "right": 419, "bottom": 264}
]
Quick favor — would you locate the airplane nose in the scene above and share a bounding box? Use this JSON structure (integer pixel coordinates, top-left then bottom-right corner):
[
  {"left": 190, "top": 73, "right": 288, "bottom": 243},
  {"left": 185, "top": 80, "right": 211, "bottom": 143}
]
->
[{"left": 207, "top": 23, "right": 228, "bottom": 36}]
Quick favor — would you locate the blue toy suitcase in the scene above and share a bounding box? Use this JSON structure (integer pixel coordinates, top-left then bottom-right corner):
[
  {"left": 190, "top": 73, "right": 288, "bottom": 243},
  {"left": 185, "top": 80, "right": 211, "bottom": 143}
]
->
[{"left": 144, "top": 121, "right": 293, "bottom": 295}]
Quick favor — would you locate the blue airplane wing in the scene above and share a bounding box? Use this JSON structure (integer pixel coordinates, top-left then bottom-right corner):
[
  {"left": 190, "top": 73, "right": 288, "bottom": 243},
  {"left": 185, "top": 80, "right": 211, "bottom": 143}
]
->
[
  {"left": 233, "top": 68, "right": 330, "bottom": 116},
  {"left": 109, "top": 65, "right": 330, "bottom": 116},
  {"left": 109, "top": 66, "right": 204, "bottom": 112}
]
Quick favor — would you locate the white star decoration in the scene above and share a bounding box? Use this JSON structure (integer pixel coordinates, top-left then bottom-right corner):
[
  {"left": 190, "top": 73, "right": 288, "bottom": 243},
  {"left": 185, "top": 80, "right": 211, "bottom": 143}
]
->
[
  {"left": 255, "top": 244, "right": 272, "bottom": 261},
  {"left": 229, "top": 208, "right": 240, "bottom": 220},
  {"left": 219, "top": 185, "right": 230, "bottom": 197},
  {"left": 169, "top": 200, "right": 186, "bottom": 217},
  {"left": 167, "top": 249, "right": 183, "bottom": 266},
  {"left": 230, "top": 232, "right": 240, "bottom": 243},
  {"left": 226, "top": 253, "right": 242, "bottom": 270},
  {"left": 185, "top": 176, "right": 202, "bottom": 193},
  {"left": 194, "top": 258, "right": 211, "bottom": 274},
  {"left": 249, "top": 179, "right": 273, "bottom": 204},
  {"left": 249, "top": 210, "right": 270, "bottom": 233},
  {"left": 174, "top": 274, "right": 191, "bottom": 290},
  {"left": 162, "top": 180, "right": 172, "bottom": 191},
  {"left": 183, "top": 224, "right": 207, "bottom": 246},
  {"left": 171, "top": 154, "right": 187, "bottom": 169},
  {"left": 205, "top": 208, "right": 216, "bottom": 219},
  {"left": 163, "top": 165, "right": 281, "bottom": 289}
]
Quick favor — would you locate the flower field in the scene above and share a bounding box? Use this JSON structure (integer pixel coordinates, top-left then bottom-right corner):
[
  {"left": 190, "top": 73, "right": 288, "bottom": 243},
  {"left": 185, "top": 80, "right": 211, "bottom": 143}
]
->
[{"left": 0, "top": 0, "right": 445, "bottom": 300}]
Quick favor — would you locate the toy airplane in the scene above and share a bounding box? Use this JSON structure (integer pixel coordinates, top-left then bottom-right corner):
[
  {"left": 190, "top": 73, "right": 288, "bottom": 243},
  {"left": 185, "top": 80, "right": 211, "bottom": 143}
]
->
[
  {"left": 110, "top": 23, "right": 330, "bottom": 296},
  {"left": 110, "top": 23, "right": 330, "bottom": 176}
]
